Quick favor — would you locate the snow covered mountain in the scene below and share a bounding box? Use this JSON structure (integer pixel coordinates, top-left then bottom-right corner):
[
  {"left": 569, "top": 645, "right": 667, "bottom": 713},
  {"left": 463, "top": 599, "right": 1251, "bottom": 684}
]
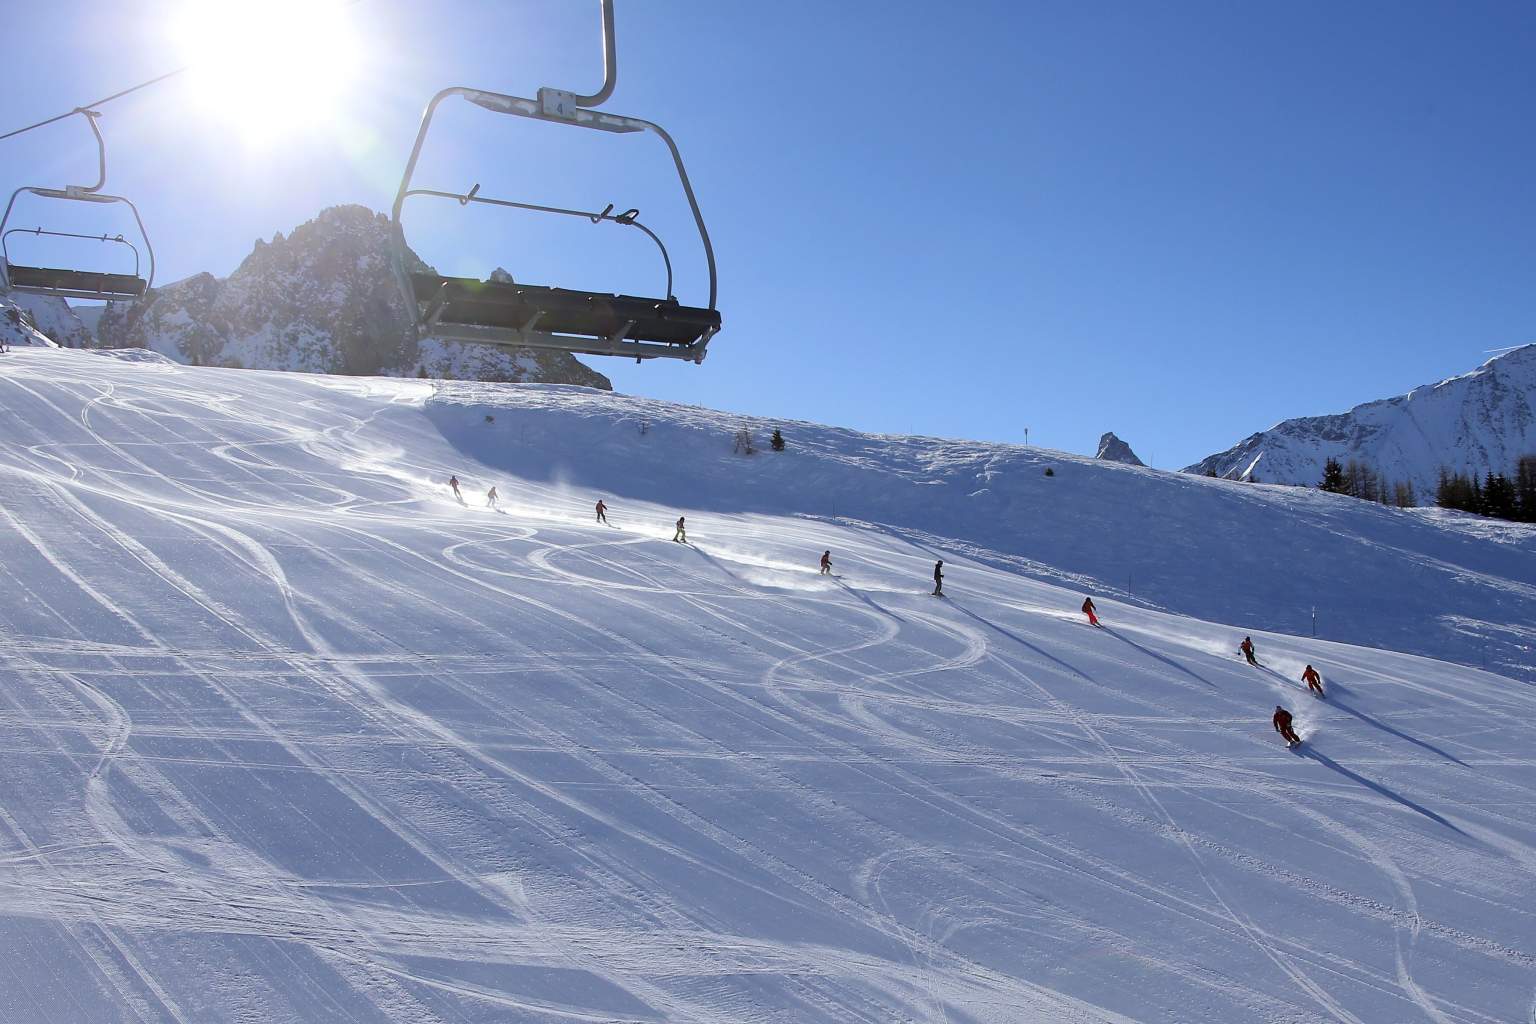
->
[
  {"left": 95, "top": 205, "right": 611, "bottom": 388},
  {"left": 1094, "top": 431, "right": 1144, "bottom": 466},
  {"left": 0, "top": 297, "right": 59, "bottom": 348},
  {"left": 0, "top": 286, "right": 93, "bottom": 348},
  {"left": 1, "top": 347, "right": 1534, "bottom": 1023},
  {"left": 1187, "top": 344, "right": 1536, "bottom": 494}
]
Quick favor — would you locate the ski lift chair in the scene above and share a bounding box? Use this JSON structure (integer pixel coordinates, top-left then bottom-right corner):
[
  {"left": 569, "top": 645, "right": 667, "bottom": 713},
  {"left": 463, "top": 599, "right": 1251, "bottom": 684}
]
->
[
  {"left": 390, "top": 0, "right": 720, "bottom": 364},
  {"left": 0, "top": 110, "right": 154, "bottom": 303}
]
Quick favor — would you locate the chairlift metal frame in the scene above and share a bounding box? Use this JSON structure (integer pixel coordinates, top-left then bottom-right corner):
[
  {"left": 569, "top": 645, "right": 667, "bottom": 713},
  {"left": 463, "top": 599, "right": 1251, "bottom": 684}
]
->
[
  {"left": 389, "top": 0, "right": 720, "bottom": 364},
  {"left": 0, "top": 109, "right": 155, "bottom": 303}
]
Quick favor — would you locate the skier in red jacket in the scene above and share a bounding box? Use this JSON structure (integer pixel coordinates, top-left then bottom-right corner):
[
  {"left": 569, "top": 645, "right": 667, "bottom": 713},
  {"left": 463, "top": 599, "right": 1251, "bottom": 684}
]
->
[
  {"left": 596, "top": 499, "right": 608, "bottom": 525},
  {"left": 1082, "top": 597, "right": 1100, "bottom": 627},
  {"left": 1273, "top": 705, "right": 1301, "bottom": 747},
  {"left": 1302, "top": 664, "right": 1324, "bottom": 697},
  {"left": 820, "top": 550, "right": 832, "bottom": 575}
]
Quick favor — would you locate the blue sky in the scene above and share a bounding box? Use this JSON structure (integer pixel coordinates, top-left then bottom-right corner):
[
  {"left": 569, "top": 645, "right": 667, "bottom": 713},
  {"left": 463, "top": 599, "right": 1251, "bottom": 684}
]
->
[{"left": 3, "top": 0, "right": 1533, "bottom": 468}]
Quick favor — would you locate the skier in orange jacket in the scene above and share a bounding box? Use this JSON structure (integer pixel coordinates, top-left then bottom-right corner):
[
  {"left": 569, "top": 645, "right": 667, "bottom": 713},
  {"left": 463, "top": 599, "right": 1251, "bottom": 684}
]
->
[
  {"left": 1239, "top": 636, "right": 1259, "bottom": 666},
  {"left": 1302, "top": 664, "right": 1324, "bottom": 697},
  {"left": 1082, "top": 597, "right": 1100, "bottom": 627},
  {"left": 820, "top": 551, "right": 832, "bottom": 575}
]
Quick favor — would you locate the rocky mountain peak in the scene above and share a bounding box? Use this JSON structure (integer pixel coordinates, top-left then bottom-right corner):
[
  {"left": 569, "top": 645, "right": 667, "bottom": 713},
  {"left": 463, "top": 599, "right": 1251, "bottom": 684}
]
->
[
  {"left": 90, "top": 204, "right": 609, "bottom": 388},
  {"left": 1095, "top": 432, "right": 1146, "bottom": 466}
]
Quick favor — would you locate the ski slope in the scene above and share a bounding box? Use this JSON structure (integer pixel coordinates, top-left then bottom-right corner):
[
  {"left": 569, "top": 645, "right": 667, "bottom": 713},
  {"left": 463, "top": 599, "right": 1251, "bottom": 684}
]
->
[{"left": 0, "top": 348, "right": 1533, "bottom": 1024}]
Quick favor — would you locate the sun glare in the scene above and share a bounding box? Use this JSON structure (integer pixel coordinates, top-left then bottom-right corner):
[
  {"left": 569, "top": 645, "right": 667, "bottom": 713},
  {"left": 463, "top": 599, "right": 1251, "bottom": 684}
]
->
[{"left": 174, "top": 0, "right": 362, "bottom": 143}]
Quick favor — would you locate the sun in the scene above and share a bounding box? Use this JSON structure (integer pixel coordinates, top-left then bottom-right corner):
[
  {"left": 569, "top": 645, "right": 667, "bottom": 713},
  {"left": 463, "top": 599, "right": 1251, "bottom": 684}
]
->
[{"left": 173, "top": 0, "right": 363, "bottom": 144}]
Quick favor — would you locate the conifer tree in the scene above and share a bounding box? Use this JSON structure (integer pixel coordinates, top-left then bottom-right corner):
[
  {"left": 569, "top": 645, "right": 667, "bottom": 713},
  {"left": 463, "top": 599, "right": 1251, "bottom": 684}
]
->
[
  {"left": 1318, "top": 457, "right": 1346, "bottom": 493},
  {"left": 770, "top": 428, "right": 785, "bottom": 452},
  {"left": 1516, "top": 455, "right": 1536, "bottom": 522}
]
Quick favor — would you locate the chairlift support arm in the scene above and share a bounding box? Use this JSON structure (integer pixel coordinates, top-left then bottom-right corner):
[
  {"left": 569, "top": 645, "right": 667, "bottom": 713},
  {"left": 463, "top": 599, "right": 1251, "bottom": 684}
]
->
[{"left": 0, "top": 108, "right": 156, "bottom": 299}]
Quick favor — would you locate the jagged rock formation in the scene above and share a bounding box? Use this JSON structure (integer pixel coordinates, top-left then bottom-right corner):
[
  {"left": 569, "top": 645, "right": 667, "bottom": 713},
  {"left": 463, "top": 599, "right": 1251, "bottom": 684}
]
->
[
  {"left": 1186, "top": 345, "right": 1536, "bottom": 494},
  {"left": 1095, "top": 432, "right": 1145, "bottom": 466},
  {"left": 0, "top": 289, "right": 89, "bottom": 348},
  {"left": 95, "top": 205, "right": 610, "bottom": 388}
]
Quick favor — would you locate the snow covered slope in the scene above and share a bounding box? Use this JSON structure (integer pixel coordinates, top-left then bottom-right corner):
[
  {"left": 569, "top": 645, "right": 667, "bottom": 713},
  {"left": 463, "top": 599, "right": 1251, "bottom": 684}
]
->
[
  {"left": 1187, "top": 344, "right": 1536, "bottom": 496},
  {"left": 1, "top": 349, "right": 1534, "bottom": 1023}
]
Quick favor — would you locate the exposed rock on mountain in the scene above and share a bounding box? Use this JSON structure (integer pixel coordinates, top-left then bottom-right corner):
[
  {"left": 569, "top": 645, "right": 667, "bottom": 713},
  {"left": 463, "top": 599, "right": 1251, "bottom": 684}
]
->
[
  {"left": 1095, "top": 432, "right": 1145, "bottom": 466},
  {"left": 95, "top": 205, "right": 610, "bottom": 388},
  {"left": 0, "top": 297, "right": 60, "bottom": 348},
  {"left": 0, "top": 289, "right": 90, "bottom": 348},
  {"left": 1187, "top": 345, "right": 1536, "bottom": 494}
]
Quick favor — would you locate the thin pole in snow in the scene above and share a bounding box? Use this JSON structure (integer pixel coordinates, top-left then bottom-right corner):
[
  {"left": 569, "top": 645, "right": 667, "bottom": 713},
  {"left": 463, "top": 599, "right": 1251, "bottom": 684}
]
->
[{"left": 1311, "top": 606, "right": 1316, "bottom": 638}]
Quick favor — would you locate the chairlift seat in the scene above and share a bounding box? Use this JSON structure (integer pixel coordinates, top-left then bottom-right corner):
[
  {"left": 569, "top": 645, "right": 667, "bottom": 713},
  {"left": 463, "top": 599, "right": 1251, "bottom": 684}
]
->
[
  {"left": 412, "top": 273, "right": 719, "bottom": 347},
  {"left": 5, "top": 263, "right": 148, "bottom": 301}
]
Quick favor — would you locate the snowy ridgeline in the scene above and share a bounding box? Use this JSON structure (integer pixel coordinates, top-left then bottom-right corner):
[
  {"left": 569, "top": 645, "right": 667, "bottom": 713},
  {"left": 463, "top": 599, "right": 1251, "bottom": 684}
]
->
[
  {"left": 1, "top": 288, "right": 79, "bottom": 349},
  {"left": 1188, "top": 343, "right": 1536, "bottom": 497},
  {"left": 1, "top": 347, "right": 1534, "bottom": 1023}
]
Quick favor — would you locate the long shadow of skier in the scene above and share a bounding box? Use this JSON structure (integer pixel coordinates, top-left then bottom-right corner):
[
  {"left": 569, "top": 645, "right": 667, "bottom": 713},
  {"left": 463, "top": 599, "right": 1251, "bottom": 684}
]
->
[
  {"left": 1260, "top": 667, "right": 1469, "bottom": 766},
  {"left": 688, "top": 545, "right": 757, "bottom": 592},
  {"left": 950, "top": 602, "right": 1097, "bottom": 684},
  {"left": 1101, "top": 626, "right": 1218, "bottom": 690},
  {"left": 1327, "top": 694, "right": 1469, "bottom": 768},
  {"left": 1297, "top": 746, "right": 1467, "bottom": 837},
  {"left": 837, "top": 580, "right": 905, "bottom": 623}
]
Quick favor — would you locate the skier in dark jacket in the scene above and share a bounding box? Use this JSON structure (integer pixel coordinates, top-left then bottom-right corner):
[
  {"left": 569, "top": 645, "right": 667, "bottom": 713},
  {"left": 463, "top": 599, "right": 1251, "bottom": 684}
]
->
[
  {"left": 1302, "top": 664, "right": 1324, "bottom": 697},
  {"left": 1082, "top": 597, "right": 1100, "bottom": 627},
  {"left": 449, "top": 475, "right": 462, "bottom": 502},
  {"left": 1239, "top": 636, "right": 1258, "bottom": 666},
  {"left": 673, "top": 516, "right": 687, "bottom": 543},
  {"left": 1273, "top": 705, "right": 1301, "bottom": 747},
  {"left": 596, "top": 499, "right": 608, "bottom": 525},
  {"left": 932, "top": 560, "right": 944, "bottom": 596},
  {"left": 820, "top": 551, "right": 832, "bottom": 575},
  {"left": 486, "top": 486, "right": 499, "bottom": 509}
]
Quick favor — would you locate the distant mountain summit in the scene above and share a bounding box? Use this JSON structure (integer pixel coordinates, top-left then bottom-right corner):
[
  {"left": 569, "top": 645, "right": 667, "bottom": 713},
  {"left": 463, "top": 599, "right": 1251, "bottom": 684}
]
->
[
  {"left": 89, "top": 205, "right": 609, "bottom": 388},
  {"left": 1095, "top": 432, "right": 1145, "bottom": 466},
  {"left": 1186, "top": 344, "right": 1536, "bottom": 493}
]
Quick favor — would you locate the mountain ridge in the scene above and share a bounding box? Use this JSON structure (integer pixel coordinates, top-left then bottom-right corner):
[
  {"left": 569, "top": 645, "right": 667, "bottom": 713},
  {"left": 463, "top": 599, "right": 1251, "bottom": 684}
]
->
[
  {"left": 19, "top": 204, "right": 610, "bottom": 388},
  {"left": 1186, "top": 344, "right": 1536, "bottom": 494}
]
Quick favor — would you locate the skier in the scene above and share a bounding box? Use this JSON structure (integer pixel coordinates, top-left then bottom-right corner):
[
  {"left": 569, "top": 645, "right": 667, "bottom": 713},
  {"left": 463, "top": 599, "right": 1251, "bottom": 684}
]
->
[
  {"left": 1239, "top": 636, "right": 1259, "bottom": 666},
  {"left": 673, "top": 516, "right": 687, "bottom": 543},
  {"left": 932, "top": 559, "right": 944, "bottom": 596},
  {"left": 449, "top": 475, "right": 462, "bottom": 502},
  {"left": 1082, "top": 596, "right": 1100, "bottom": 627},
  {"left": 820, "top": 550, "right": 832, "bottom": 575},
  {"left": 595, "top": 499, "right": 608, "bottom": 525},
  {"left": 1272, "top": 705, "right": 1302, "bottom": 747},
  {"left": 1302, "top": 664, "right": 1325, "bottom": 697},
  {"left": 486, "top": 486, "right": 499, "bottom": 509}
]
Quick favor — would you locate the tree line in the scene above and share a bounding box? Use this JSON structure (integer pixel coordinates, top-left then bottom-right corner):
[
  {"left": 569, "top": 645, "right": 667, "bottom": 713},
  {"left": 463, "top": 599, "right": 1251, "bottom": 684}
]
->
[
  {"left": 1317, "top": 458, "right": 1417, "bottom": 508},
  {"left": 1317, "top": 455, "right": 1536, "bottom": 522},
  {"left": 1433, "top": 456, "right": 1536, "bottom": 521}
]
